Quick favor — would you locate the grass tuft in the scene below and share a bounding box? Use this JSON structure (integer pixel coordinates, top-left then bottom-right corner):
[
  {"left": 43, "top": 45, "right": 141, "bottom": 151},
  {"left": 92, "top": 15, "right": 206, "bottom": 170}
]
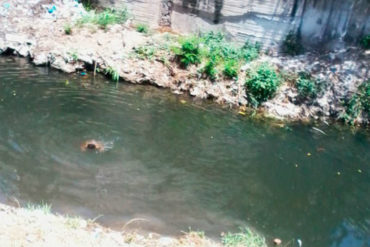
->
[
  {"left": 77, "top": 8, "right": 128, "bottom": 29},
  {"left": 222, "top": 227, "right": 267, "bottom": 247},
  {"left": 25, "top": 202, "right": 52, "bottom": 214},
  {"left": 136, "top": 23, "right": 149, "bottom": 33}
]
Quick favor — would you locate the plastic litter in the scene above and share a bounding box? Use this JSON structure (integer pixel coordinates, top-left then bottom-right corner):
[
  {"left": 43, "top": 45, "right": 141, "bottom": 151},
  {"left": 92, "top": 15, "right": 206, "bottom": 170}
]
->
[{"left": 47, "top": 5, "right": 56, "bottom": 14}]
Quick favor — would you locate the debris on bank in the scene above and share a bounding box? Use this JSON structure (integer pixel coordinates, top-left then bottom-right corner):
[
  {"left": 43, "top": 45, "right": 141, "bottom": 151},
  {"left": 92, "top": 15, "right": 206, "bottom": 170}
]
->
[{"left": 0, "top": 0, "right": 368, "bottom": 125}]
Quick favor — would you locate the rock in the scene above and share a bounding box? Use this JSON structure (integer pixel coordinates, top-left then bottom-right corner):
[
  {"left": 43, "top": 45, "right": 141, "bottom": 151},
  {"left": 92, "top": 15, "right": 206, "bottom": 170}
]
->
[
  {"left": 33, "top": 53, "right": 49, "bottom": 65},
  {"left": 51, "top": 56, "right": 77, "bottom": 73}
]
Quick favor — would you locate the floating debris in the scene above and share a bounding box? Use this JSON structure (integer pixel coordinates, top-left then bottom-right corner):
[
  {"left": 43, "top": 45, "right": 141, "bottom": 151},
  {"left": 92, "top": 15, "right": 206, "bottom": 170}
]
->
[
  {"left": 273, "top": 238, "right": 282, "bottom": 245},
  {"left": 180, "top": 100, "right": 186, "bottom": 104},
  {"left": 307, "top": 152, "right": 311, "bottom": 156},
  {"left": 312, "top": 127, "right": 327, "bottom": 135}
]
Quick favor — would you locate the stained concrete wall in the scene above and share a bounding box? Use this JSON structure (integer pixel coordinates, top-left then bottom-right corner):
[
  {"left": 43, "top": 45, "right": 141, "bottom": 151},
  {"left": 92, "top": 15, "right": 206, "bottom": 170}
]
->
[{"left": 90, "top": 0, "right": 370, "bottom": 49}]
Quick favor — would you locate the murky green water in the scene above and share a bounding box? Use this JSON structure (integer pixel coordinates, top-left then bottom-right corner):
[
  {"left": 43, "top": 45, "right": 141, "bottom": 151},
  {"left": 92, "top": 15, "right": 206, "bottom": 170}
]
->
[{"left": 0, "top": 57, "right": 369, "bottom": 246}]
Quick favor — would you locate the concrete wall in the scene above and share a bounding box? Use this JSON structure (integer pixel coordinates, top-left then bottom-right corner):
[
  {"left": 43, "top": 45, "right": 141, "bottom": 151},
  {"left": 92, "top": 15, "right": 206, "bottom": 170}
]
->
[{"left": 90, "top": 0, "right": 370, "bottom": 49}]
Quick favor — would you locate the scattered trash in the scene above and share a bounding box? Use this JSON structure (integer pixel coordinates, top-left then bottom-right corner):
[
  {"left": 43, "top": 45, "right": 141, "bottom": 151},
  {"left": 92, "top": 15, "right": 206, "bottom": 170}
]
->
[
  {"left": 295, "top": 164, "right": 299, "bottom": 168},
  {"left": 65, "top": 80, "right": 69, "bottom": 85},
  {"left": 80, "top": 72, "right": 87, "bottom": 76},
  {"left": 47, "top": 5, "right": 56, "bottom": 14},
  {"left": 312, "top": 127, "right": 327, "bottom": 135},
  {"left": 180, "top": 100, "right": 186, "bottom": 104},
  {"left": 3, "top": 3, "right": 10, "bottom": 9},
  {"left": 297, "top": 238, "right": 302, "bottom": 247},
  {"left": 273, "top": 238, "right": 282, "bottom": 245},
  {"left": 307, "top": 152, "right": 311, "bottom": 156},
  {"left": 357, "top": 169, "right": 362, "bottom": 173},
  {"left": 238, "top": 111, "right": 246, "bottom": 116},
  {"left": 316, "top": 147, "right": 325, "bottom": 152},
  {"left": 337, "top": 171, "right": 341, "bottom": 176}
]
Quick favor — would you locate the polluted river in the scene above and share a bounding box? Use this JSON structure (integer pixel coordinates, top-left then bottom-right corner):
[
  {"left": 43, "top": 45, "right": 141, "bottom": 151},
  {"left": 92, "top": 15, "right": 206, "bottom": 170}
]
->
[{"left": 0, "top": 57, "right": 369, "bottom": 247}]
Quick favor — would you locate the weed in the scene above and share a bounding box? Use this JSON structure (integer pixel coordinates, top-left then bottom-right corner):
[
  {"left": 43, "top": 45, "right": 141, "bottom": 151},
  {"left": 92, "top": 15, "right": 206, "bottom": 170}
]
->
[
  {"left": 222, "top": 227, "right": 267, "bottom": 247},
  {"left": 136, "top": 23, "right": 149, "bottom": 33},
  {"left": 173, "top": 36, "right": 201, "bottom": 68},
  {"left": 223, "top": 59, "right": 239, "bottom": 79},
  {"left": 105, "top": 67, "right": 120, "bottom": 82},
  {"left": 203, "top": 56, "right": 218, "bottom": 80},
  {"left": 78, "top": 8, "right": 128, "bottom": 29},
  {"left": 134, "top": 45, "right": 156, "bottom": 60},
  {"left": 341, "top": 80, "right": 370, "bottom": 125},
  {"left": 65, "top": 216, "right": 83, "bottom": 229},
  {"left": 360, "top": 35, "right": 370, "bottom": 49},
  {"left": 68, "top": 51, "right": 78, "bottom": 62},
  {"left": 25, "top": 201, "right": 52, "bottom": 214},
  {"left": 64, "top": 23, "right": 72, "bottom": 35},
  {"left": 241, "top": 40, "right": 261, "bottom": 62},
  {"left": 282, "top": 30, "right": 303, "bottom": 56},
  {"left": 296, "top": 73, "right": 317, "bottom": 99},
  {"left": 245, "top": 63, "right": 281, "bottom": 107}
]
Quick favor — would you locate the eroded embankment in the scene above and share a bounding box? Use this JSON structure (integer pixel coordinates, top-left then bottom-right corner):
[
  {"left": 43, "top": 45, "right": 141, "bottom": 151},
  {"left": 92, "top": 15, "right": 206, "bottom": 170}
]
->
[
  {"left": 0, "top": 203, "right": 223, "bottom": 247},
  {"left": 0, "top": 0, "right": 368, "bottom": 125}
]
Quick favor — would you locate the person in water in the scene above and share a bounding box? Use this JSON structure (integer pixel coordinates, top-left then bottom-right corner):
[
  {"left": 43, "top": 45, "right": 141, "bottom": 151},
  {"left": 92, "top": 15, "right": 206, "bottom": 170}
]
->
[{"left": 81, "top": 140, "right": 105, "bottom": 152}]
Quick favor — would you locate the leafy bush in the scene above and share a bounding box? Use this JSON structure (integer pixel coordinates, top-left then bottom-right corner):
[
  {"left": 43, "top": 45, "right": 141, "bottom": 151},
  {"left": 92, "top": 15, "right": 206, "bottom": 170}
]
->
[
  {"left": 282, "top": 31, "right": 303, "bottom": 56},
  {"left": 173, "top": 36, "right": 201, "bottom": 68},
  {"left": 341, "top": 80, "right": 370, "bottom": 125},
  {"left": 171, "top": 32, "right": 260, "bottom": 80},
  {"left": 361, "top": 35, "right": 370, "bottom": 49},
  {"left": 242, "top": 40, "right": 261, "bottom": 62},
  {"left": 222, "top": 227, "right": 267, "bottom": 247},
  {"left": 78, "top": 8, "right": 128, "bottom": 29},
  {"left": 64, "top": 23, "right": 72, "bottom": 35},
  {"left": 296, "top": 73, "right": 317, "bottom": 99},
  {"left": 296, "top": 72, "right": 326, "bottom": 102},
  {"left": 203, "top": 56, "right": 218, "bottom": 80},
  {"left": 245, "top": 63, "right": 281, "bottom": 106},
  {"left": 136, "top": 23, "right": 149, "bottom": 33},
  {"left": 223, "top": 59, "right": 238, "bottom": 79}
]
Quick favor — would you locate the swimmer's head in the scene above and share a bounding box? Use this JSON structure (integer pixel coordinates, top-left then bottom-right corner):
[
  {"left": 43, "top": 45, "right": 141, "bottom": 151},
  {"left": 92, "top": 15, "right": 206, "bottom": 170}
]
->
[{"left": 81, "top": 140, "right": 105, "bottom": 152}]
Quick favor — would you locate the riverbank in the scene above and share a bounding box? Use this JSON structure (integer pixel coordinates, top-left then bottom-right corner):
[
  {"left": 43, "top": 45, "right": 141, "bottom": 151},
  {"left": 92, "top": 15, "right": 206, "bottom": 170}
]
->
[
  {"left": 0, "top": 202, "right": 271, "bottom": 247},
  {"left": 0, "top": 202, "right": 215, "bottom": 247},
  {"left": 0, "top": 0, "right": 368, "bottom": 126}
]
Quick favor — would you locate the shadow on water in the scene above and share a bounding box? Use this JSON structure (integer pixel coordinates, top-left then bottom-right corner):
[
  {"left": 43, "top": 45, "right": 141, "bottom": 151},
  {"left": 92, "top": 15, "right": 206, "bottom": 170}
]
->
[{"left": 0, "top": 57, "right": 369, "bottom": 246}]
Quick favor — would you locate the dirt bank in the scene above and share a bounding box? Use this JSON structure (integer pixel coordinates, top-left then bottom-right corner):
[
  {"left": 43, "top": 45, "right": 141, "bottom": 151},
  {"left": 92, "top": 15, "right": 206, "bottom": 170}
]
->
[
  {"left": 0, "top": 0, "right": 368, "bottom": 125},
  {"left": 0, "top": 203, "right": 223, "bottom": 247}
]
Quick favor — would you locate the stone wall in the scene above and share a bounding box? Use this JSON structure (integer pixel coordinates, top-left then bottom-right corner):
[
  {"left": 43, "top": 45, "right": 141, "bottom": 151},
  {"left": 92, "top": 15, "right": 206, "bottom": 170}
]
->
[{"left": 90, "top": 0, "right": 370, "bottom": 49}]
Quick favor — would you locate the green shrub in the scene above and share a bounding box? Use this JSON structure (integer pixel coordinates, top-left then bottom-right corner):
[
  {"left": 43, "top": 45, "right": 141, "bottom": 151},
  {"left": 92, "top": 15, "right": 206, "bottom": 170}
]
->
[
  {"left": 222, "top": 227, "right": 267, "bottom": 247},
  {"left": 245, "top": 63, "right": 281, "bottom": 106},
  {"left": 296, "top": 72, "right": 326, "bottom": 102},
  {"left": 241, "top": 40, "right": 261, "bottom": 62},
  {"left": 296, "top": 72, "right": 318, "bottom": 99},
  {"left": 223, "top": 59, "right": 238, "bottom": 79},
  {"left": 64, "top": 23, "right": 72, "bottom": 35},
  {"left": 361, "top": 35, "right": 370, "bottom": 49},
  {"left": 173, "top": 36, "right": 202, "bottom": 68},
  {"left": 78, "top": 8, "right": 128, "bottom": 29},
  {"left": 136, "top": 23, "right": 149, "bottom": 33},
  {"left": 341, "top": 80, "right": 370, "bottom": 124},
  {"left": 203, "top": 56, "right": 218, "bottom": 80},
  {"left": 282, "top": 31, "right": 303, "bottom": 55}
]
